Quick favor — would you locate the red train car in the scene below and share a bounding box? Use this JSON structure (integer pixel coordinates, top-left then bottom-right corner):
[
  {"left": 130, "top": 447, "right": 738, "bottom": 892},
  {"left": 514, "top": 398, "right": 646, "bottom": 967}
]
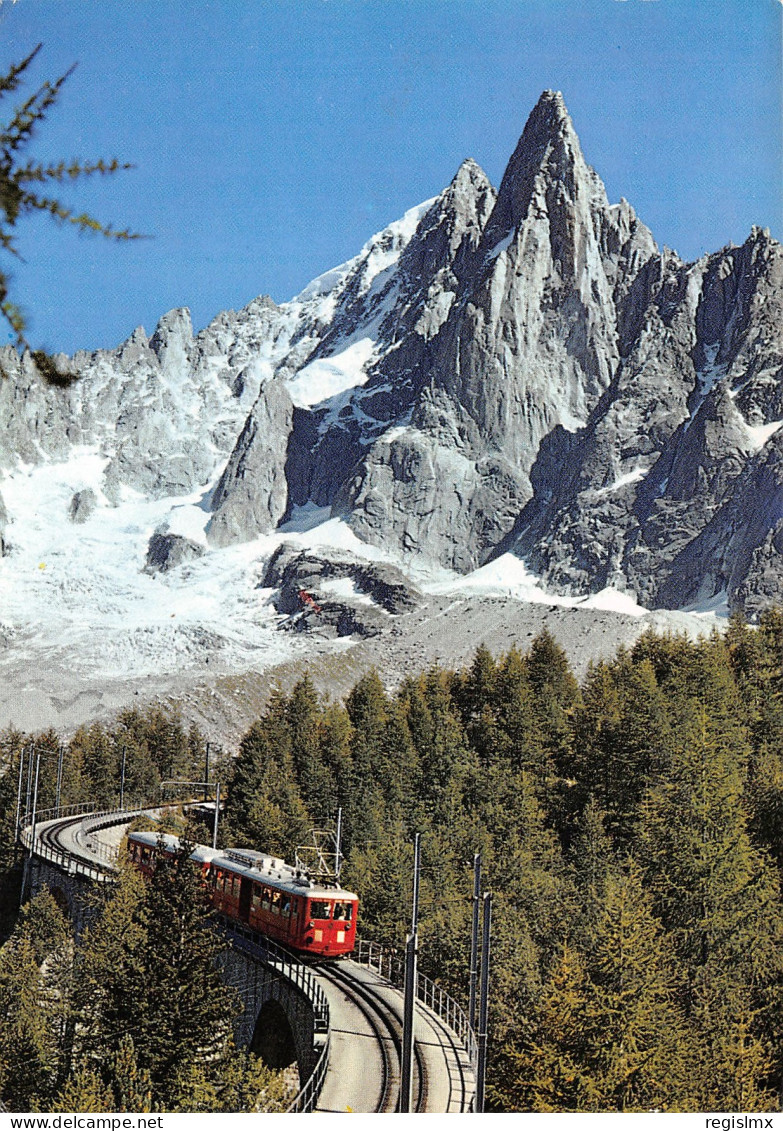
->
[{"left": 126, "top": 831, "right": 359, "bottom": 958}]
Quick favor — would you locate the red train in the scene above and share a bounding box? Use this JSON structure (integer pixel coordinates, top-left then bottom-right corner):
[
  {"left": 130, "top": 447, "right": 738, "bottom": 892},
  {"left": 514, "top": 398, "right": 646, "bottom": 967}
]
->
[{"left": 126, "top": 830, "right": 359, "bottom": 958}]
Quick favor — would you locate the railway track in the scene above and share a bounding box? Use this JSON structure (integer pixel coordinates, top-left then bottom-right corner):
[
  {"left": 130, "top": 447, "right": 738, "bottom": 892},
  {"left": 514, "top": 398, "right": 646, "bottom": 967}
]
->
[
  {"left": 312, "top": 959, "right": 427, "bottom": 1113},
  {"left": 38, "top": 814, "right": 85, "bottom": 857},
  {"left": 415, "top": 990, "right": 471, "bottom": 1112},
  {"left": 23, "top": 812, "right": 476, "bottom": 1113}
]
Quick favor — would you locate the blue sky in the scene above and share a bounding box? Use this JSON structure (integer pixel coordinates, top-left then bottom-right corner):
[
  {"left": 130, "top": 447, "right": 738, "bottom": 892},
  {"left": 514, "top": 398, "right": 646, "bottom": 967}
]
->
[{"left": 1, "top": 0, "right": 781, "bottom": 354}]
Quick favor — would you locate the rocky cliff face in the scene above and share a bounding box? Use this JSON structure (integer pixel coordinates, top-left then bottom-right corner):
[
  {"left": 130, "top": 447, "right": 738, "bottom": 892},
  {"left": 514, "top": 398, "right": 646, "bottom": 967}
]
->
[
  {"left": 509, "top": 225, "right": 783, "bottom": 612},
  {"left": 0, "top": 90, "right": 780, "bottom": 616}
]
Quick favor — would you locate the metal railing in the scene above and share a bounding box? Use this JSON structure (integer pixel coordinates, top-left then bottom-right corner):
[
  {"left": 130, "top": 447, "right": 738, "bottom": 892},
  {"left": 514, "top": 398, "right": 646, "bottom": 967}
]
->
[
  {"left": 218, "top": 918, "right": 331, "bottom": 1113},
  {"left": 18, "top": 826, "right": 112, "bottom": 883},
  {"left": 354, "top": 938, "right": 478, "bottom": 1068},
  {"left": 74, "top": 807, "right": 146, "bottom": 865},
  {"left": 287, "top": 1031, "right": 330, "bottom": 1113},
  {"left": 19, "top": 804, "right": 147, "bottom": 880}
]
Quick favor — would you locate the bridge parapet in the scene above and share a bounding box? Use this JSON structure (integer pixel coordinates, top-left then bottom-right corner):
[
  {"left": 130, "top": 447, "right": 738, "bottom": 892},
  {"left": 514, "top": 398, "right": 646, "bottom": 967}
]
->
[
  {"left": 19, "top": 805, "right": 147, "bottom": 881},
  {"left": 354, "top": 938, "right": 478, "bottom": 1104},
  {"left": 219, "top": 919, "right": 331, "bottom": 1112}
]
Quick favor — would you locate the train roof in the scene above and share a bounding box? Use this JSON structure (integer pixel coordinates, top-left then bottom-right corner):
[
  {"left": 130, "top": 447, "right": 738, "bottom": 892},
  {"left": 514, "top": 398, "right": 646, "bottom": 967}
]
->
[{"left": 127, "top": 830, "right": 358, "bottom": 901}]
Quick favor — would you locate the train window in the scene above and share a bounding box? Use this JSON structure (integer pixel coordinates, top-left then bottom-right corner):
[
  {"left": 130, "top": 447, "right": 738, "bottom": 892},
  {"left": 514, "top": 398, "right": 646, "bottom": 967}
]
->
[
  {"left": 310, "top": 900, "right": 331, "bottom": 919},
  {"left": 141, "top": 848, "right": 151, "bottom": 864},
  {"left": 281, "top": 895, "right": 291, "bottom": 919},
  {"left": 271, "top": 891, "right": 281, "bottom": 915},
  {"left": 334, "top": 902, "right": 353, "bottom": 921},
  {"left": 290, "top": 898, "right": 299, "bottom": 919},
  {"left": 262, "top": 887, "right": 271, "bottom": 911},
  {"left": 251, "top": 884, "right": 262, "bottom": 911}
]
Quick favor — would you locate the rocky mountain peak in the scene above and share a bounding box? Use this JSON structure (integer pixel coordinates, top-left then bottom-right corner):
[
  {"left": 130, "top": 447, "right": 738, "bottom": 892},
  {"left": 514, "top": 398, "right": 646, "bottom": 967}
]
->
[
  {"left": 149, "top": 307, "right": 194, "bottom": 369},
  {"left": 446, "top": 157, "right": 494, "bottom": 203},
  {"left": 481, "top": 89, "right": 601, "bottom": 249},
  {"left": 0, "top": 90, "right": 779, "bottom": 622}
]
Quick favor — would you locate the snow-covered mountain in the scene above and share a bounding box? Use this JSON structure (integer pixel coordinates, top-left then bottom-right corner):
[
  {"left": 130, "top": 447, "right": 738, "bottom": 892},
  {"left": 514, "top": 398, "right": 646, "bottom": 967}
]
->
[{"left": 0, "top": 88, "right": 781, "bottom": 731}]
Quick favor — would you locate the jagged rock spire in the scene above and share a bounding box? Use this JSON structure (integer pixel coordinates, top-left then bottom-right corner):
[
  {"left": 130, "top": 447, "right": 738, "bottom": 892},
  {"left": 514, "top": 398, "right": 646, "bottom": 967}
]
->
[{"left": 481, "top": 89, "right": 601, "bottom": 250}]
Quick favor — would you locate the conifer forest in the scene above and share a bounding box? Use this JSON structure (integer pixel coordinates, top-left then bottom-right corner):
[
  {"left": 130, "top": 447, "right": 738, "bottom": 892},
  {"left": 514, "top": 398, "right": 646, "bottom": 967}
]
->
[{"left": 1, "top": 615, "right": 782, "bottom": 1112}]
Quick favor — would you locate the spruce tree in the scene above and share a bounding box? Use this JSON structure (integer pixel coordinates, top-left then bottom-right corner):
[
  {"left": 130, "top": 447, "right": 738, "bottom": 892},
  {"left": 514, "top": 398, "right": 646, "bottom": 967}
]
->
[
  {"left": 53, "top": 1068, "right": 114, "bottom": 1114},
  {"left": 128, "top": 841, "right": 240, "bottom": 1102}
]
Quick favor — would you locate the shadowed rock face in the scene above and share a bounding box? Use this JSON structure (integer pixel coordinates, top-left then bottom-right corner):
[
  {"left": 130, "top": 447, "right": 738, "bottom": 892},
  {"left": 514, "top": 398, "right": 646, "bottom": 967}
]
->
[
  {"left": 69, "top": 489, "right": 97, "bottom": 524},
  {"left": 261, "top": 543, "right": 422, "bottom": 637},
  {"left": 145, "top": 531, "right": 205, "bottom": 574},
  {"left": 0, "top": 90, "right": 780, "bottom": 615}
]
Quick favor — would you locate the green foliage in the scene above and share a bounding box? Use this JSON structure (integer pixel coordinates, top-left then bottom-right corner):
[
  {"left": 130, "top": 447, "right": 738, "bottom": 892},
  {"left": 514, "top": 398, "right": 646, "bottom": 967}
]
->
[
  {"left": 52, "top": 1068, "right": 114, "bottom": 1114},
  {"left": 5, "top": 620, "right": 783, "bottom": 1112},
  {"left": 219, "top": 625, "right": 783, "bottom": 1111},
  {"left": 0, "top": 891, "right": 73, "bottom": 1110},
  {"left": 16, "top": 848, "right": 289, "bottom": 1113}
]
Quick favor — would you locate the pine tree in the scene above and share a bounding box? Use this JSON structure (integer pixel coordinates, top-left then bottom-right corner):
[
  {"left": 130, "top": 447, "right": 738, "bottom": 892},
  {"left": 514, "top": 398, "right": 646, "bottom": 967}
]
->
[
  {"left": 636, "top": 704, "right": 779, "bottom": 986},
  {"left": 567, "top": 797, "right": 614, "bottom": 940},
  {"left": 126, "top": 842, "right": 240, "bottom": 1103},
  {"left": 0, "top": 934, "right": 54, "bottom": 1109},
  {"left": 53, "top": 1068, "right": 114, "bottom": 1114},
  {"left": 454, "top": 645, "right": 501, "bottom": 766},
  {"left": 516, "top": 941, "right": 600, "bottom": 1111},
  {"left": 635, "top": 703, "right": 783, "bottom": 1106},
  {"left": 108, "top": 1036, "right": 153, "bottom": 1113},
  {"left": 73, "top": 861, "right": 149, "bottom": 1068},
  {"left": 494, "top": 647, "right": 546, "bottom": 776},
  {"left": 216, "top": 1049, "right": 290, "bottom": 1112},
  {"left": 317, "top": 702, "right": 355, "bottom": 837},
  {"left": 402, "top": 667, "right": 469, "bottom": 825},
  {"left": 584, "top": 863, "right": 690, "bottom": 1111},
  {"left": 226, "top": 695, "right": 309, "bottom": 857}
]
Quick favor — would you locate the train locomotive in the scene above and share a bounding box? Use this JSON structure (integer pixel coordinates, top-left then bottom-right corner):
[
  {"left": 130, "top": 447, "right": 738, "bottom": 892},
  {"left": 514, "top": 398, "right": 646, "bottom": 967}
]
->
[{"left": 126, "top": 830, "right": 359, "bottom": 958}]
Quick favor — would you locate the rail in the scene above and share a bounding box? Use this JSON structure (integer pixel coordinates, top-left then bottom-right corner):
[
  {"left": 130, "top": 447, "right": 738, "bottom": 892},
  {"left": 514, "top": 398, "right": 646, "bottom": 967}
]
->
[
  {"left": 19, "top": 804, "right": 148, "bottom": 880},
  {"left": 16, "top": 812, "right": 477, "bottom": 1114},
  {"left": 354, "top": 938, "right": 478, "bottom": 1069}
]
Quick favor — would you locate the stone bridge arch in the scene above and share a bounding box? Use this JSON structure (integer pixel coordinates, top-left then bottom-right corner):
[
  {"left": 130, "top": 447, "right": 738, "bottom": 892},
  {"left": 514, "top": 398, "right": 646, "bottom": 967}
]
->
[
  {"left": 21, "top": 814, "right": 328, "bottom": 1105},
  {"left": 218, "top": 942, "right": 323, "bottom": 1086}
]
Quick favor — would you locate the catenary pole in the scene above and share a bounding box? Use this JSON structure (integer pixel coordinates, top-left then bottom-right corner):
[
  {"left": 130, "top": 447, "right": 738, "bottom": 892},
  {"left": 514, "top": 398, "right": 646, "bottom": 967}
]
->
[
  {"left": 25, "top": 741, "right": 33, "bottom": 818},
  {"left": 55, "top": 742, "right": 64, "bottom": 812},
  {"left": 399, "top": 832, "right": 421, "bottom": 1112},
  {"left": 14, "top": 744, "right": 25, "bottom": 846},
  {"left": 119, "top": 745, "right": 127, "bottom": 810},
  {"left": 475, "top": 891, "right": 492, "bottom": 1113},
  {"left": 204, "top": 741, "right": 211, "bottom": 802},
  {"left": 468, "top": 852, "right": 481, "bottom": 1031},
  {"left": 212, "top": 781, "right": 221, "bottom": 850},
  {"left": 335, "top": 806, "right": 343, "bottom": 880},
  {"left": 23, "top": 751, "right": 41, "bottom": 904},
  {"left": 30, "top": 751, "right": 41, "bottom": 849}
]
